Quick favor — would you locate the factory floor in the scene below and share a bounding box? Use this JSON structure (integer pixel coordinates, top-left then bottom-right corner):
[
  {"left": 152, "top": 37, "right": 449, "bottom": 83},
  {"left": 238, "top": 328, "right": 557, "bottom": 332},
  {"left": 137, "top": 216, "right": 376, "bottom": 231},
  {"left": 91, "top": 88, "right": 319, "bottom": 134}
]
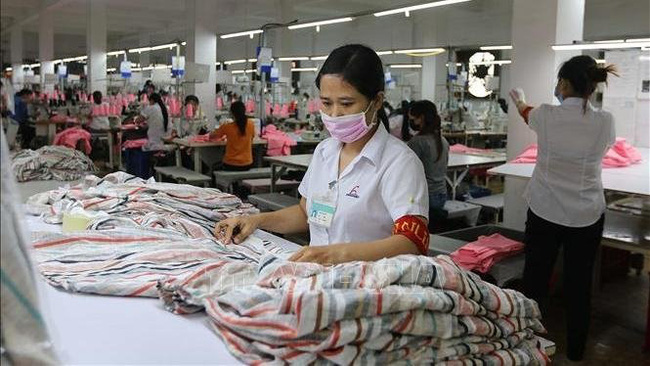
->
[{"left": 546, "top": 268, "right": 649, "bottom": 365}]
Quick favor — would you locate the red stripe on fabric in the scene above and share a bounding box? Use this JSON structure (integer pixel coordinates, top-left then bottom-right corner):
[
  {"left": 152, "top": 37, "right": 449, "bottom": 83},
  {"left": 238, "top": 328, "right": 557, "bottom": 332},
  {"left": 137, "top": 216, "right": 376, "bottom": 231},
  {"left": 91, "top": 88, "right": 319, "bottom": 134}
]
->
[
  {"left": 328, "top": 322, "right": 341, "bottom": 349},
  {"left": 359, "top": 264, "right": 367, "bottom": 288},
  {"left": 128, "top": 187, "right": 146, "bottom": 195},
  {"left": 494, "top": 351, "right": 505, "bottom": 366},
  {"left": 504, "top": 290, "right": 515, "bottom": 317},
  {"left": 128, "top": 282, "right": 156, "bottom": 296},
  {"left": 33, "top": 236, "right": 163, "bottom": 249},
  {"left": 320, "top": 347, "right": 344, "bottom": 356},
  {"left": 354, "top": 319, "right": 362, "bottom": 341},
  {"left": 206, "top": 298, "right": 295, "bottom": 333},
  {"left": 490, "top": 287, "right": 502, "bottom": 313},
  {"left": 83, "top": 197, "right": 113, "bottom": 209},
  {"left": 179, "top": 261, "right": 227, "bottom": 286},
  {"left": 283, "top": 350, "right": 303, "bottom": 360},
  {"left": 296, "top": 294, "right": 303, "bottom": 325},
  {"left": 376, "top": 289, "right": 383, "bottom": 316},
  {"left": 283, "top": 279, "right": 295, "bottom": 314},
  {"left": 503, "top": 317, "right": 517, "bottom": 333},
  {"left": 314, "top": 292, "right": 323, "bottom": 333},
  {"left": 395, "top": 310, "right": 414, "bottom": 333}
]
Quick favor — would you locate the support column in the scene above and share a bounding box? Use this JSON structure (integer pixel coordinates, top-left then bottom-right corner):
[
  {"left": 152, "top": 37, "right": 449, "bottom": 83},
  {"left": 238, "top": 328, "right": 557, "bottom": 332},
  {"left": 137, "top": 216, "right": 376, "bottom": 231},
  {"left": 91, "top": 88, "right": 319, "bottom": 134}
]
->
[
  {"left": 503, "top": 0, "right": 584, "bottom": 230},
  {"left": 421, "top": 57, "right": 437, "bottom": 101},
  {"left": 86, "top": 0, "right": 107, "bottom": 94},
  {"left": 185, "top": 0, "right": 218, "bottom": 127},
  {"left": 10, "top": 27, "right": 24, "bottom": 90},
  {"left": 39, "top": 4, "right": 55, "bottom": 90},
  {"left": 415, "top": 14, "right": 438, "bottom": 102}
]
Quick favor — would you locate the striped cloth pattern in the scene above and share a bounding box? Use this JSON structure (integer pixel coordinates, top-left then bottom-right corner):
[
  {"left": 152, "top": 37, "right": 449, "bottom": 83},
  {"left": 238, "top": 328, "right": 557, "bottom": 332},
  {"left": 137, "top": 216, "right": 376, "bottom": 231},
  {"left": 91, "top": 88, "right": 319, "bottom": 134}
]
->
[
  {"left": 158, "top": 254, "right": 549, "bottom": 365},
  {"left": 26, "top": 171, "right": 258, "bottom": 239},
  {"left": 11, "top": 145, "right": 97, "bottom": 182}
]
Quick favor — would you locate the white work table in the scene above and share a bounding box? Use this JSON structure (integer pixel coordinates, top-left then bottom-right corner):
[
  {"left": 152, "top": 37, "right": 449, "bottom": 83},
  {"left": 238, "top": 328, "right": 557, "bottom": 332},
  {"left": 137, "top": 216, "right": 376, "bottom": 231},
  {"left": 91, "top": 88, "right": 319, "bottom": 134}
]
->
[
  {"left": 29, "top": 215, "right": 300, "bottom": 365},
  {"left": 264, "top": 154, "right": 313, "bottom": 192},
  {"left": 170, "top": 137, "right": 268, "bottom": 173},
  {"left": 447, "top": 152, "right": 507, "bottom": 199},
  {"left": 488, "top": 148, "right": 650, "bottom": 196}
]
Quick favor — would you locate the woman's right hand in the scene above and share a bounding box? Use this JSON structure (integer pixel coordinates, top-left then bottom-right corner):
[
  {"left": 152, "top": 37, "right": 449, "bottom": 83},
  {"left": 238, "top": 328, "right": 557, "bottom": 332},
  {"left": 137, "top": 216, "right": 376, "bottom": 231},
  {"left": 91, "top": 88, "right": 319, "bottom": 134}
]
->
[{"left": 214, "top": 215, "right": 261, "bottom": 244}]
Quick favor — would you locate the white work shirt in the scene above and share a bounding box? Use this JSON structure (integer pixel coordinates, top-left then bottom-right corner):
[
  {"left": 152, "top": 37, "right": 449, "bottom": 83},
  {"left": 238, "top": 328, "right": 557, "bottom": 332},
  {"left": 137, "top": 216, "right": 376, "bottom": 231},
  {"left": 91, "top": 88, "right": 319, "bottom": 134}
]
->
[
  {"left": 299, "top": 123, "right": 429, "bottom": 246},
  {"left": 141, "top": 104, "right": 166, "bottom": 151},
  {"left": 525, "top": 97, "right": 615, "bottom": 227}
]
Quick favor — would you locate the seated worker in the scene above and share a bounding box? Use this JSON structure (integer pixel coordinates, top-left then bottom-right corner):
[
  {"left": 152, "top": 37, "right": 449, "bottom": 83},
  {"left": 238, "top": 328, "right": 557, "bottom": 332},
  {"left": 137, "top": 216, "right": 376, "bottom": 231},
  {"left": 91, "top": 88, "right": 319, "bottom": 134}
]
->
[
  {"left": 88, "top": 91, "right": 110, "bottom": 131},
  {"left": 407, "top": 100, "right": 449, "bottom": 210},
  {"left": 183, "top": 95, "right": 205, "bottom": 120},
  {"left": 125, "top": 92, "right": 169, "bottom": 179},
  {"left": 14, "top": 89, "right": 35, "bottom": 149},
  {"left": 209, "top": 100, "right": 254, "bottom": 171}
]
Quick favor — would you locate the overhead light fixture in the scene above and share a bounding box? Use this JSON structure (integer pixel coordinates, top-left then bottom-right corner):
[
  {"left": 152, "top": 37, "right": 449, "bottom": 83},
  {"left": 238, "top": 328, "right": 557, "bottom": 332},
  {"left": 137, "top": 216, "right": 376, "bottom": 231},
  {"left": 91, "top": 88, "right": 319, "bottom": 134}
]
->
[
  {"left": 643, "top": 47, "right": 650, "bottom": 51},
  {"left": 221, "top": 29, "right": 263, "bottom": 39},
  {"left": 374, "top": 0, "right": 472, "bottom": 17},
  {"left": 107, "top": 68, "right": 117, "bottom": 72},
  {"left": 594, "top": 39, "right": 624, "bottom": 44},
  {"left": 310, "top": 55, "right": 329, "bottom": 61},
  {"left": 394, "top": 48, "right": 446, "bottom": 57},
  {"left": 596, "top": 59, "right": 606, "bottom": 64},
  {"left": 247, "top": 58, "right": 257, "bottom": 62},
  {"left": 129, "top": 47, "right": 150, "bottom": 53},
  {"left": 28, "top": 63, "right": 41, "bottom": 68},
  {"left": 224, "top": 59, "right": 247, "bottom": 65},
  {"left": 389, "top": 64, "right": 422, "bottom": 69},
  {"left": 292, "top": 67, "right": 318, "bottom": 72},
  {"left": 107, "top": 50, "right": 126, "bottom": 56},
  {"left": 552, "top": 41, "right": 650, "bottom": 50},
  {"left": 150, "top": 43, "right": 177, "bottom": 51},
  {"left": 278, "top": 56, "right": 310, "bottom": 61},
  {"left": 469, "top": 60, "right": 512, "bottom": 65},
  {"left": 445, "top": 62, "right": 463, "bottom": 67},
  {"left": 626, "top": 37, "right": 650, "bottom": 42},
  {"left": 480, "top": 45, "right": 512, "bottom": 51},
  {"left": 215, "top": 62, "right": 222, "bottom": 66},
  {"left": 376, "top": 50, "right": 394, "bottom": 55},
  {"left": 288, "top": 17, "right": 354, "bottom": 30},
  {"left": 5, "top": 67, "right": 13, "bottom": 71},
  {"left": 181, "top": 41, "right": 187, "bottom": 46}
]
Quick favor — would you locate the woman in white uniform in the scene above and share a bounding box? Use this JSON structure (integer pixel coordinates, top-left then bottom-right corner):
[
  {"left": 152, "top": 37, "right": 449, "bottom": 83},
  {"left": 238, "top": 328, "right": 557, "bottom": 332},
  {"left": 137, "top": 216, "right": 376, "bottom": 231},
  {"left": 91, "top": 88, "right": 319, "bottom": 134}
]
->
[
  {"left": 510, "top": 55, "right": 617, "bottom": 362},
  {"left": 216, "top": 44, "right": 430, "bottom": 265}
]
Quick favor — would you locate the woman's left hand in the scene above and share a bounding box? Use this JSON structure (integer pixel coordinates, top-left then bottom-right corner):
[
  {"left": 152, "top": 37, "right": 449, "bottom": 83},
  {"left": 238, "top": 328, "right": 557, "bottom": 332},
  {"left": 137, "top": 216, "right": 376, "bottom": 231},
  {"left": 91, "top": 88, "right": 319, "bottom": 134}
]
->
[{"left": 288, "top": 244, "right": 348, "bottom": 265}]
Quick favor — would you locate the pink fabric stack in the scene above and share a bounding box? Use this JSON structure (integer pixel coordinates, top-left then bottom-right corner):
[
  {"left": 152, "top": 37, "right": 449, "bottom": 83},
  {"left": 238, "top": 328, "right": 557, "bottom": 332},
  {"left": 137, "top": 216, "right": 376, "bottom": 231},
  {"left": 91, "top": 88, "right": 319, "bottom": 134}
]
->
[
  {"left": 273, "top": 103, "right": 281, "bottom": 117},
  {"left": 265, "top": 103, "right": 272, "bottom": 117},
  {"left": 262, "top": 125, "right": 297, "bottom": 156},
  {"left": 122, "top": 138, "right": 148, "bottom": 150},
  {"left": 512, "top": 138, "right": 643, "bottom": 168},
  {"left": 216, "top": 97, "right": 224, "bottom": 110},
  {"left": 450, "top": 144, "right": 493, "bottom": 155},
  {"left": 280, "top": 104, "right": 290, "bottom": 118},
  {"left": 307, "top": 99, "right": 322, "bottom": 113},
  {"left": 450, "top": 233, "right": 524, "bottom": 273},
  {"left": 53, "top": 127, "right": 92, "bottom": 155},
  {"left": 245, "top": 99, "right": 255, "bottom": 114},
  {"left": 188, "top": 134, "right": 225, "bottom": 143},
  {"left": 185, "top": 103, "right": 194, "bottom": 119}
]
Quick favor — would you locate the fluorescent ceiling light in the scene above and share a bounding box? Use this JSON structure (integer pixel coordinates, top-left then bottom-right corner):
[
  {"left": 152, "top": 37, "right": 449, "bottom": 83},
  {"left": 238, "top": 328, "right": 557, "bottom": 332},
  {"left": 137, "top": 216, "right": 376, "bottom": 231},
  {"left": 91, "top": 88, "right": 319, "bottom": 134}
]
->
[
  {"left": 224, "top": 59, "right": 247, "bottom": 65},
  {"left": 288, "top": 17, "right": 354, "bottom": 30},
  {"left": 107, "top": 68, "right": 117, "bottom": 72},
  {"left": 390, "top": 64, "right": 422, "bottom": 69},
  {"left": 129, "top": 47, "right": 150, "bottom": 53},
  {"left": 626, "top": 38, "right": 650, "bottom": 42},
  {"left": 552, "top": 41, "right": 650, "bottom": 50},
  {"left": 5, "top": 67, "right": 13, "bottom": 71},
  {"left": 107, "top": 51, "right": 125, "bottom": 56},
  {"left": 596, "top": 59, "right": 606, "bottom": 64},
  {"left": 28, "top": 63, "right": 41, "bottom": 68},
  {"left": 394, "top": 48, "right": 445, "bottom": 54},
  {"left": 376, "top": 50, "right": 394, "bottom": 55},
  {"left": 150, "top": 43, "right": 177, "bottom": 51},
  {"left": 480, "top": 45, "right": 512, "bottom": 51},
  {"left": 181, "top": 41, "right": 187, "bottom": 46},
  {"left": 292, "top": 67, "right": 318, "bottom": 72},
  {"left": 310, "top": 55, "right": 328, "bottom": 61},
  {"left": 374, "top": 0, "right": 472, "bottom": 17},
  {"left": 231, "top": 69, "right": 257, "bottom": 74},
  {"left": 247, "top": 58, "right": 257, "bottom": 62},
  {"left": 469, "top": 60, "right": 512, "bottom": 65},
  {"left": 215, "top": 62, "right": 222, "bottom": 66},
  {"left": 231, "top": 70, "right": 245, "bottom": 74},
  {"left": 278, "top": 56, "right": 310, "bottom": 61},
  {"left": 594, "top": 39, "right": 624, "bottom": 43},
  {"left": 221, "top": 29, "right": 263, "bottom": 39},
  {"left": 445, "top": 62, "right": 463, "bottom": 67}
]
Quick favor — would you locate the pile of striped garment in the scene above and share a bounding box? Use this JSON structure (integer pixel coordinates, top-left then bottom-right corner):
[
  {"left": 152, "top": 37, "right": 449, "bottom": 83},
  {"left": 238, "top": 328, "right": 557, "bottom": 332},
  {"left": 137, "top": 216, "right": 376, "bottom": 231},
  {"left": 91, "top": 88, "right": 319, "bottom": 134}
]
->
[
  {"left": 11, "top": 145, "right": 97, "bottom": 182},
  {"left": 26, "top": 171, "right": 258, "bottom": 239}
]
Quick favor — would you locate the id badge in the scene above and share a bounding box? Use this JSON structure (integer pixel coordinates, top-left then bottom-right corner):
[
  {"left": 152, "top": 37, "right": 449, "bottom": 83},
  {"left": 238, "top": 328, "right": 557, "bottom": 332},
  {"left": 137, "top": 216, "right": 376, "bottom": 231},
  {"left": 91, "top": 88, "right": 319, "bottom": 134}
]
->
[{"left": 308, "top": 194, "right": 336, "bottom": 229}]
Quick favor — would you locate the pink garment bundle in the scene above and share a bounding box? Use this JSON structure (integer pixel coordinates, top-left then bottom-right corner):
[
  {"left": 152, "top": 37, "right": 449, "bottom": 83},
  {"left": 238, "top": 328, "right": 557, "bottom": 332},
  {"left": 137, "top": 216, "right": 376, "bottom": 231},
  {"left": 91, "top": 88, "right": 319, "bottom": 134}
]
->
[
  {"left": 512, "top": 138, "right": 643, "bottom": 168},
  {"left": 245, "top": 99, "right": 255, "bottom": 114},
  {"left": 50, "top": 115, "right": 79, "bottom": 124},
  {"left": 168, "top": 97, "right": 182, "bottom": 117},
  {"left": 280, "top": 103, "right": 290, "bottom": 118},
  {"left": 272, "top": 103, "right": 281, "bottom": 117},
  {"left": 265, "top": 103, "right": 272, "bottom": 117},
  {"left": 53, "top": 127, "right": 92, "bottom": 155},
  {"left": 450, "top": 144, "right": 493, "bottom": 155},
  {"left": 216, "top": 97, "right": 224, "bottom": 110},
  {"left": 262, "top": 125, "right": 296, "bottom": 156},
  {"left": 188, "top": 134, "right": 225, "bottom": 143},
  {"left": 122, "top": 138, "right": 148, "bottom": 150},
  {"left": 307, "top": 99, "right": 322, "bottom": 114},
  {"left": 450, "top": 233, "right": 524, "bottom": 274},
  {"left": 185, "top": 103, "right": 194, "bottom": 119}
]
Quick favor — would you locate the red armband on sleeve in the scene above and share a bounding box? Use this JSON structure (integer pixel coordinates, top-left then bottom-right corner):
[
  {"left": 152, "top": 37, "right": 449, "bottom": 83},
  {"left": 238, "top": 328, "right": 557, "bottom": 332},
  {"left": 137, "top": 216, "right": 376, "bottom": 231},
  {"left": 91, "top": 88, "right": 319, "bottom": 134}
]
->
[
  {"left": 520, "top": 106, "right": 533, "bottom": 124},
  {"left": 392, "top": 215, "right": 430, "bottom": 255}
]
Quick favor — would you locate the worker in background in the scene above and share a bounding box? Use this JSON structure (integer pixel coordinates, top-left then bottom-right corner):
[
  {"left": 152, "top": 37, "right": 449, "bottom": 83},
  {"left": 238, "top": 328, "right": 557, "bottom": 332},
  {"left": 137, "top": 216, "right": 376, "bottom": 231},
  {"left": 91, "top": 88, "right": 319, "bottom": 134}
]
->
[
  {"left": 388, "top": 100, "right": 413, "bottom": 141},
  {"left": 215, "top": 44, "right": 429, "bottom": 265},
  {"left": 210, "top": 100, "right": 255, "bottom": 171},
  {"left": 14, "top": 89, "right": 34, "bottom": 149},
  {"left": 407, "top": 100, "right": 449, "bottom": 210},
  {"left": 510, "top": 55, "right": 617, "bottom": 362},
  {"left": 126, "top": 92, "right": 169, "bottom": 179},
  {"left": 88, "top": 91, "right": 110, "bottom": 131}
]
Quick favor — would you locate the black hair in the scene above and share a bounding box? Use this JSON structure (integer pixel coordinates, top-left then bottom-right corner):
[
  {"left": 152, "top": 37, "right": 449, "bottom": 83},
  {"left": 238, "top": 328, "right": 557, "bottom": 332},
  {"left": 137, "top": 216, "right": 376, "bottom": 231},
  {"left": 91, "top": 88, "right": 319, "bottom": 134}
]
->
[
  {"left": 184, "top": 95, "right": 199, "bottom": 105},
  {"left": 558, "top": 55, "right": 617, "bottom": 112},
  {"left": 17, "top": 88, "right": 33, "bottom": 97},
  {"left": 399, "top": 100, "right": 411, "bottom": 142},
  {"left": 410, "top": 100, "right": 443, "bottom": 162},
  {"left": 383, "top": 101, "right": 394, "bottom": 114},
  {"left": 150, "top": 93, "right": 169, "bottom": 132},
  {"left": 230, "top": 100, "right": 247, "bottom": 136},
  {"left": 497, "top": 98, "right": 508, "bottom": 114},
  {"left": 315, "top": 44, "right": 389, "bottom": 131},
  {"left": 92, "top": 91, "right": 102, "bottom": 105}
]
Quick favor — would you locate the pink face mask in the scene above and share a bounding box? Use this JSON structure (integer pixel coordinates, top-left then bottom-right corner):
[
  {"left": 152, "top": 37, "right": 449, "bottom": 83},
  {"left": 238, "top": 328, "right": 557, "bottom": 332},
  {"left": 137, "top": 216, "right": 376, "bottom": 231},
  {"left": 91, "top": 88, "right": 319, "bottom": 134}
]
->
[{"left": 321, "top": 102, "right": 377, "bottom": 143}]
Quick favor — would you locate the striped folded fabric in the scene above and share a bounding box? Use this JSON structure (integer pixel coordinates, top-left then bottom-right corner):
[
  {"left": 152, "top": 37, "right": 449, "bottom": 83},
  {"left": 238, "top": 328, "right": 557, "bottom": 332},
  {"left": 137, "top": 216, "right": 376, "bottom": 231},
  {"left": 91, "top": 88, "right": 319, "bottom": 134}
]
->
[
  {"left": 25, "top": 171, "right": 258, "bottom": 239},
  {"left": 11, "top": 146, "right": 97, "bottom": 182}
]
